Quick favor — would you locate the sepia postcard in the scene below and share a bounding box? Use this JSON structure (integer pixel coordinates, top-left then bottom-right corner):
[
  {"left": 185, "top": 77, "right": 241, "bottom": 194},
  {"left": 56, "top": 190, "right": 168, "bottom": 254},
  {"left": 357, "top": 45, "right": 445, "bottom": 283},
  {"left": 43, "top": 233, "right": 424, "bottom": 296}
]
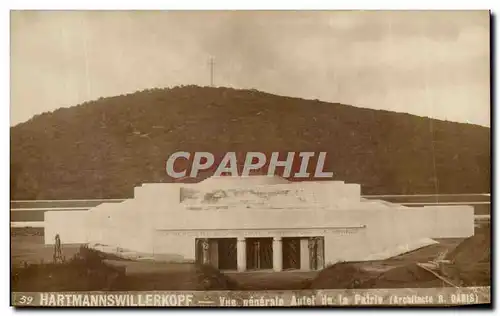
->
[{"left": 10, "top": 10, "right": 491, "bottom": 307}]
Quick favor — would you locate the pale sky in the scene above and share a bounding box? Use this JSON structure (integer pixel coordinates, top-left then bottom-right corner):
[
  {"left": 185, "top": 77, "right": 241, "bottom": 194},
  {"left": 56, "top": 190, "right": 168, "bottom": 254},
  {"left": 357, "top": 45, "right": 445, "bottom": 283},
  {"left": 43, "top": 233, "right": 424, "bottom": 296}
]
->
[{"left": 11, "top": 11, "right": 490, "bottom": 126}]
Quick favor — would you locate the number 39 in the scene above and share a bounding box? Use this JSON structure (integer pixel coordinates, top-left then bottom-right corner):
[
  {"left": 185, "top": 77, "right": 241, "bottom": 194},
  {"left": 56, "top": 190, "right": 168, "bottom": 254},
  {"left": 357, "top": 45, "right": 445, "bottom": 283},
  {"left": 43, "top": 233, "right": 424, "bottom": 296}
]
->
[{"left": 18, "top": 295, "right": 34, "bottom": 305}]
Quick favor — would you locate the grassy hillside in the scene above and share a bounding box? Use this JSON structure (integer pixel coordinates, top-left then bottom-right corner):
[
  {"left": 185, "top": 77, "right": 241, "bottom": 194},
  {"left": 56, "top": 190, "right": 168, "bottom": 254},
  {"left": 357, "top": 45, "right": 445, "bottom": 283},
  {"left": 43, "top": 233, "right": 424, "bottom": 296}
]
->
[{"left": 10, "top": 85, "right": 490, "bottom": 199}]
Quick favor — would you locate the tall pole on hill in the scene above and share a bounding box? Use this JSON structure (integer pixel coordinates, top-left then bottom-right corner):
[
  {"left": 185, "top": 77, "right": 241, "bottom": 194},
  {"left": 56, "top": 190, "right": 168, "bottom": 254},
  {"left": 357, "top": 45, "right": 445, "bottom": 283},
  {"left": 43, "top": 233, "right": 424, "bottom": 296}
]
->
[{"left": 209, "top": 57, "right": 215, "bottom": 87}]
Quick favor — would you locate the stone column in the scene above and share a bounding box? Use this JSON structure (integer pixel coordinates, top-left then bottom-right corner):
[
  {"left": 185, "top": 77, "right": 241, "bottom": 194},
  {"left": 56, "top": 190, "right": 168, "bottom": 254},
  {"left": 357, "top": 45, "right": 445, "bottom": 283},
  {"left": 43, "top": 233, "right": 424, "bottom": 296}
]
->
[
  {"left": 209, "top": 239, "right": 219, "bottom": 269},
  {"left": 237, "top": 237, "right": 247, "bottom": 272},
  {"left": 272, "top": 237, "right": 283, "bottom": 272},
  {"left": 308, "top": 237, "right": 317, "bottom": 270},
  {"left": 317, "top": 237, "right": 325, "bottom": 270},
  {"left": 300, "top": 238, "right": 310, "bottom": 271}
]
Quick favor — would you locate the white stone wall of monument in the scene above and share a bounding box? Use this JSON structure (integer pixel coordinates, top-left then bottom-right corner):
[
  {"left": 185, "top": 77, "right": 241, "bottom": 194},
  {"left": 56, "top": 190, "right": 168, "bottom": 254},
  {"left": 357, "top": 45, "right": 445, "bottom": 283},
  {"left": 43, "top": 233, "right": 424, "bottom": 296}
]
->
[
  {"left": 321, "top": 210, "right": 443, "bottom": 264},
  {"left": 377, "top": 212, "right": 417, "bottom": 254},
  {"left": 86, "top": 203, "right": 120, "bottom": 245},
  {"left": 323, "top": 229, "right": 370, "bottom": 263},
  {"left": 398, "top": 208, "right": 434, "bottom": 240},
  {"left": 133, "top": 184, "right": 143, "bottom": 199},
  {"left": 299, "top": 182, "right": 362, "bottom": 208},
  {"left": 357, "top": 211, "right": 398, "bottom": 257},
  {"left": 151, "top": 208, "right": 364, "bottom": 231},
  {"left": 89, "top": 200, "right": 153, "bottom": 253},
  {"left": 332, "top": 182, "right": 360, "bottom": 207},
  {"left": 362, "top": 238, "right": 439, "bottom": 261},
  {"left": 44, "top": 210, "right": 88, "bottom": 245},
  {"left": 86, "top": 207, "right": 103, "bottom": 245},
  {"left": 289, "top": 182, "right": 345, "bottom": 207},
  {"left": 43, "top": 176, "right": 476, "bottom": 263},
  {"left": 350, "top": 209, "right": 413, "bottom": 259},
  {"left": 367, "top": 208, "right": 429, "bottom": 253},
  {"left": 399, "top": 211, "right": 423, "bottom": 242},
  {"left": 176, "top": 180, "right": 365, "bottom": 209},
  {"left": 425, "top": 205, "right": 475, "bottom": 238},
  {"left": 151, "top": 233, "right": 196, "bottom": 261},
  {"left": 116, "top": 222, "right": 152, "bottom": 253},
  {"left": 379, "top": 210, "right": 401, "bottom": 246},
  {"left": 307, "top": 182, "right": 334, "bottom": 207},
  {"left": 87, "top": 202, "right": 124, "bottom": 247},
  {"left": 180, "top": 184, "right": 317, "bottom": 208},
  {"left": 196, "top": 175, "right": 291, "bottom": 189},
  {"left": 382, "top": 206, "right": 474, "bottom": 240},
  {"left": 133, "top": 183, "right": 181, "bottom": 207},
  {"left": 345, "top": 183, "right": 362, "bottom": 202}
]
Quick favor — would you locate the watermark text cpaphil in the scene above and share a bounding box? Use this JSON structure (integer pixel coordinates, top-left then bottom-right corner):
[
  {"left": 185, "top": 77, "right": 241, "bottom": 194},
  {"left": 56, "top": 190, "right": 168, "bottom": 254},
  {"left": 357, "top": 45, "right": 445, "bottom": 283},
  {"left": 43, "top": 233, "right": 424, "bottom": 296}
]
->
[{"left": 165, "top": 151, "right": 334, "bottom": 179}]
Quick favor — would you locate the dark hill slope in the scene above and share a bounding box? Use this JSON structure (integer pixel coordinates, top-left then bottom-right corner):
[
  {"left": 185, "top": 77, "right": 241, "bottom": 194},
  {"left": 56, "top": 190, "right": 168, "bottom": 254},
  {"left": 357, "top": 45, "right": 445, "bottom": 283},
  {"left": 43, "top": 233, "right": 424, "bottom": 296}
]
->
[{"left": 10, "top": 86, "right": 490, "bottom": 199}]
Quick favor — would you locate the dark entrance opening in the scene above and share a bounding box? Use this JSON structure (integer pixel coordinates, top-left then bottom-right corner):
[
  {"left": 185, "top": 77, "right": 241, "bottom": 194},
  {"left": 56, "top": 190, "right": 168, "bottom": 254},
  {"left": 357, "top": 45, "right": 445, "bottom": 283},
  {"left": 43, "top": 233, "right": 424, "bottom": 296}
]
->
[
  {"left": 246, "top": 238, "right": 273, "bottom": 270},
  {"left": 216, "top": 238, "right": 237, "bottom": 270},
  {"left": 282, "top": 237, "right": 301, "bottom": 270}
]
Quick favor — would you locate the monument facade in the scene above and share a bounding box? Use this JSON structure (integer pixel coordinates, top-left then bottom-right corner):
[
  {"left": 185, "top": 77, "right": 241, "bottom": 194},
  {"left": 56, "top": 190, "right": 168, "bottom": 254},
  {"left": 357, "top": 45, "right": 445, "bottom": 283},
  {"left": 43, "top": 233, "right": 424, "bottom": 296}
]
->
[{"left": 45, "top": 176, "right": 474, "bottom": 272}]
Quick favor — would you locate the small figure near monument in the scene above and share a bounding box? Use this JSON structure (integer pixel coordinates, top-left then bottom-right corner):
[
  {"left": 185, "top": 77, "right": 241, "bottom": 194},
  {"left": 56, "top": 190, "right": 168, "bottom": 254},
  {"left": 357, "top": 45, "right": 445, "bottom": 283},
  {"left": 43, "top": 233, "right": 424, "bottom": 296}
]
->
[{"left": 53, "top": 234, "right": 64, "bottom": 263}]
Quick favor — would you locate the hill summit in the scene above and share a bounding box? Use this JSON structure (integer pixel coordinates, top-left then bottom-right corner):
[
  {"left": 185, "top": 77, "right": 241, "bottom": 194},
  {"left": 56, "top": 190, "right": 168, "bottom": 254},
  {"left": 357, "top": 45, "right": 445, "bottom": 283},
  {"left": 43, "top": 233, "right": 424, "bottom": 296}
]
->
[{"left": 10, "top": 85, "right": 490, "bottom": 199}]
